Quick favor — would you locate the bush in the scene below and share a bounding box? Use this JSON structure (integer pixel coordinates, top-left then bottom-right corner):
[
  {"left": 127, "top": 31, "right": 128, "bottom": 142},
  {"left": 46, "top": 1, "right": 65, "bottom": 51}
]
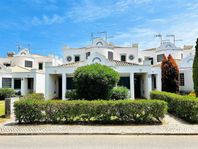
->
[
  {"left": 14, "top": 99, "right": 167, "bottom": 124},
  {"left": 110, "top": 86, "right": 129, "bottom": 100},
  {"left": 65, "top": 90, "right": 78, "bottom": 100},
  {"left": 21, "top": 93, "right": 44, "bottom": 100},
  {"left": 74, "top": 63, "right": 120, "bottom": 100},
  {"left": 0, "top": 88, "right": 15, "bottom": 100},
  {"left": 150, "top": 91, "right": 198, "bottom": 123}
]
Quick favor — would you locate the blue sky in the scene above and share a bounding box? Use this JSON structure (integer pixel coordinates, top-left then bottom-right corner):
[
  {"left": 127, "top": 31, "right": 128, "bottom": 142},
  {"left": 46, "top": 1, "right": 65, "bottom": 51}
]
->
[{"left": 0, "top": 0, "right": 198, "bottom": 57}]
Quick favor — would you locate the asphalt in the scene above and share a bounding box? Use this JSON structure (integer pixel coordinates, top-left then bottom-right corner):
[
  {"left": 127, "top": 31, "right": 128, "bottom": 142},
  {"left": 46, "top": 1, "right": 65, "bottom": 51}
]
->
[{"left": 1, "top": 135, "right": 198, "bottom": 149}]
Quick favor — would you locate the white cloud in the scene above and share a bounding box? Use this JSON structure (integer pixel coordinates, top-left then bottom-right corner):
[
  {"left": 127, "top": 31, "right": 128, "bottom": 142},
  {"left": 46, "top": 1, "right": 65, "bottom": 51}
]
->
[
  {"left": 67, "top": 0, "right": 153, "bottom": 22},
  {"left": 31, "top": 14, "right": 65, "bottom": 25}
]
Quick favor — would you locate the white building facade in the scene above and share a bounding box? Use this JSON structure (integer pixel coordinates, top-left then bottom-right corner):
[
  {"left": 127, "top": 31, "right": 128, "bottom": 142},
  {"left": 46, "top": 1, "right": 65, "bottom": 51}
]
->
[
  {"left": 0, "top": 48, "right": 62, "bottom": 96},
  {"left": 45, "top": 38, "right": 161, "bottom": 100},
  {"left": 140, "top": 42, "right": 195, "bottom": 93}
]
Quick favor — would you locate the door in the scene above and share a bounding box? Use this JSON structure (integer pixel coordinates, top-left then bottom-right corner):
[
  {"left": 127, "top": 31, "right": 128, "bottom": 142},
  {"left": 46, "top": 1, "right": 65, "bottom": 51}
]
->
[
  {"left": 58, "top": 77, "right": 62, "bottom": 99},
  {"left": 134, "top": 76, "right": 141, "bottom": 98}
]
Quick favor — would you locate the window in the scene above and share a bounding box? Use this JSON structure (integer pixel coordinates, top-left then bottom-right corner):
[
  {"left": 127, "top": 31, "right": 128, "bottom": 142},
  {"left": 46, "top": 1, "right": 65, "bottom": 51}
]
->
[
  {"left": 25, "top": 61, "right": 33, "bottom": 68},
  {"left": 67, "top": 77, "right": 75, "bottom": 90},
  {"left": 39, "top": 63, "right": 43, "bottom": 70},
  {"left": 179, "top": 73, "right": 185, "bottom": 86},
  {"left": 157, "top": 54, "right": 165, "bottom": 62},
  {"left": 118, "top": 77, "right": 130, "bottom": 89},
  {"left": 28, "top": 78, "right": 33, "bottom": 90},
  {"left": 74, "top": 55, "right": 80, "bottom": 62},
  {"left": 181, "top": 53, "right": 183, "bottom": 59},
  {"left": 121, "top": 55, "right": 126, "bottom": 62},
  {"left": 14, "top": 79, "right": 21, "bottom": 89},
  {"left": 108, "top": 51, "right": 113, "bottom": 60},
  {"left": 2, "top": 78, "right": 12, "bottom": 88},
  {"left": 3, "top": 63, "right": 11, "bottom": 67},
  {"left": 86, "top": 52, "right": 90, "bottom": 59},
  {"left": 148, "top": 58, "right": 154, "bottom": 65}
]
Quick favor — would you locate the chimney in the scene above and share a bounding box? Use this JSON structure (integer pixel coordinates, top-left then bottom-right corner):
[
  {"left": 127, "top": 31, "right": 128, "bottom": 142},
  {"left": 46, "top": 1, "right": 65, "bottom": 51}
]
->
[
  {"left": 132, "top": 44, "right": 138, "bottom": 48},
  {"left": 7, "top": 52, "right": 14, "bottom": 58}
]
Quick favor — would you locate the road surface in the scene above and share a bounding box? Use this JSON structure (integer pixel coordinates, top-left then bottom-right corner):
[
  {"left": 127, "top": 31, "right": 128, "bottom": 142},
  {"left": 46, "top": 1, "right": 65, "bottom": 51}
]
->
[{"left": 0, "top": 135, "right": 197, "bottom": 149}]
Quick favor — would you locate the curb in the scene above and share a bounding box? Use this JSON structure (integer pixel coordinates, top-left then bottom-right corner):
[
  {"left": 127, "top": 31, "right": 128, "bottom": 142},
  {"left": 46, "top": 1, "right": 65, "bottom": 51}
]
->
[{"left": 1, "top": 132, "right": 198, "bottom": 136}]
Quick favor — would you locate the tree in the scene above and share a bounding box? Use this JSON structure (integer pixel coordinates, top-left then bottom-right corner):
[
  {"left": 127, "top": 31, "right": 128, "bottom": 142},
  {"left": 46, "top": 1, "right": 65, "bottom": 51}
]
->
[
  {"left": 161, "top": 54, "right": 179, "bottom": 93},
  {"left": 193, "top": 38, "right": 198, "bottom": 97},
  {"left": 74, "top": 63, "right": 120, "bottom": 100}
]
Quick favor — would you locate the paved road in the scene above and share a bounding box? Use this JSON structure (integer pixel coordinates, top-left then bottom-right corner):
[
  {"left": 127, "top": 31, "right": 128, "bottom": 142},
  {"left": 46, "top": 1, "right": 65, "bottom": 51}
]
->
[{"left": 0, "top": 135, "right": 198, "bottom": 149}]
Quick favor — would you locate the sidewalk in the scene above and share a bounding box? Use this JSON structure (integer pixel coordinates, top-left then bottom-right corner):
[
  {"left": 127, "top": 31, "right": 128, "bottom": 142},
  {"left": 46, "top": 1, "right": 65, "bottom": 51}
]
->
[{"left": 1, "top": 114, "right": 198, "bottom": 135}]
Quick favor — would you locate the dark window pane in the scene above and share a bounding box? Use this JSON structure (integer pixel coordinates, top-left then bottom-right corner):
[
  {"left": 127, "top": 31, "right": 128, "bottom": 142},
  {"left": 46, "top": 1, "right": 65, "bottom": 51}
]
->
[
  {"left": 39, "top": 63, "right": 43, "bottom": 70},
  {"left": 28, "top": 78, "right": 33, "bottom": 90},
  {"left": 118, "top": 77, "right": 130, "bottom": 89},
  {"left": 157, "top": 54, "right": 164, "bottom": 62},
  {"left": 75, "top": 56, "right": 80, "bottom": 62},
  {"left": 108, "top": 51, "right": 113, "bottom": 60},
  {"left": 14, "top": 79, "right": 21, "bottom": 89},
  {"left": 86, "top": 52, "right": 90, "bottom": 59},
  {"left": 121, "top": 55, "right": 126, "bottom": 62},
  {"left": 179, "top": 73, "right": 185, "bottom": 86},
  {"left": 66, "top": 77, "right": 75, "bottom": 90},
  {"left": 25, "top": 61, "right": 33, "bottom": 68},
  {"left": 2, "top": 78, "right": 12, "bottom": 88}
]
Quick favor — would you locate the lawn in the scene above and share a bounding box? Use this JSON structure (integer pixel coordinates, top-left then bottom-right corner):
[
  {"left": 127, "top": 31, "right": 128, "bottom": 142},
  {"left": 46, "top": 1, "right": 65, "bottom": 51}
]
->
[
  {"left": 0, "top": 100, "right": 5, "bottom": 116},
  {"left": 0, "top": 100, "right": 6, "bottom": 123}
]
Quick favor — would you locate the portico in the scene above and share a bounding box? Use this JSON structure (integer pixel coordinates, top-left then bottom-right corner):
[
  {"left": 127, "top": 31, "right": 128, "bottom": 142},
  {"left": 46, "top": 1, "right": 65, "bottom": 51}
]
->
[{"left": 45, "top": 52, "right": 161, "bottom": 100}]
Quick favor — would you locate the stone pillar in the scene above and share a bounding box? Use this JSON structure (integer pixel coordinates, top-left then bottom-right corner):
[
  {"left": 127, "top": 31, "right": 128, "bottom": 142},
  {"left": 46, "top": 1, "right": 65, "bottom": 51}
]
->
[
  {"left": 130, "top": 73, "right": 135, "bottom": 99},
  {"left": 62, "top": 73, "right": 67, "bottom": 100},
  {"left": 156, "top": 74, "right": 162, "bottom": 91},
  {"left": 0, "top": 77, "right": 2, "bottom": 88}
]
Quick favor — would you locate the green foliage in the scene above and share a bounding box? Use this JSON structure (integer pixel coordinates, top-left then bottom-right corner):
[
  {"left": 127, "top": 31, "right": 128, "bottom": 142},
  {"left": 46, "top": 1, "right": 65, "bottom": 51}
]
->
[
  {"left": 65, "top": 90, "right": 78, "bottom": 100},
  {"left": 110, "top": 86, "right": 129, "bottom": 100},
  {"left": 150, "top": 91, "right": 198, "bottom": 123},
  {"left": 193, "top": 38, "right": 198, "bottom": 97},
  {"left": 0, "top": 88, "right": 15, "bottom": 100},
  {"left": 161, "top": 55, "right": 179, "bottom": 93},
  {"left": 21, "top": 93, "right": 44, "bottom": 100},
  {"left": 14, "top": 99, "right": 167, "bottom": 124},
  {"left": 74, "top": 63, "right": 120, "bottom": 100}
]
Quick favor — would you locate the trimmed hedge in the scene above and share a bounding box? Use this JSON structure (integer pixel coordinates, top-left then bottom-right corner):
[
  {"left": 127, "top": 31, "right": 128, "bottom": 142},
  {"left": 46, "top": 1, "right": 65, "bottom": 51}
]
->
[
  {"left": 150, "top": 91, "right": 198, "bottom": 123},
  {"left": 74, "top": 63, "right": 120, "bottom": 100},
  {"left": 21, "top": 93, "right": 44, "bottom": 100},
  {"left": 0, "top": 88, "right": 15, "bottom": 100},
  {"left": 14, "top": 99, "right": 167, "bottom": 124},
  {"left": 110, "top": 86, "right": 129, "bottom": 100}
]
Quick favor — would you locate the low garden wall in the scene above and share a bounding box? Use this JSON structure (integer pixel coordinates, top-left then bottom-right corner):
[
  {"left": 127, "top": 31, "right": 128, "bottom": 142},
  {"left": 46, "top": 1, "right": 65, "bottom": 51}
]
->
[
  {"left": 14, "top": 99, "right": 167, "bottom": 124},
  {"left": 150, "top": 91, "right": 198, "bottom": 123}
]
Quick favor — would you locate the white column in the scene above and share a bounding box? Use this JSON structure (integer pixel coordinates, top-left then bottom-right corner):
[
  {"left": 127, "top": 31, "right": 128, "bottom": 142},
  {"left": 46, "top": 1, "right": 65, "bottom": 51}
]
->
[
  {"left": 21, "top": 78, "right": 25, "bottom": 96},
  {"left": 11, "top": 78, "right": 14, "bottom": 89},
  {"left": 45, "top": 74, "right": 53, "bottom": 100},
  {"left": 130, "top": 73, "right": 135, "bottom": 99},
  {"left": 62, "top": 73, "right": 67, "bottom": 100},
  {"left": 156, "top": 74, "right": 162, "bottom": 91},
  {"left": 33, "top": 77, "right": 37, "bottom": 93},
  {"left": 0, "top": 77, "right": 2, "bottom": 88},
  {"left": 146, "top": 74, "right": 152, "bottom": 99}
]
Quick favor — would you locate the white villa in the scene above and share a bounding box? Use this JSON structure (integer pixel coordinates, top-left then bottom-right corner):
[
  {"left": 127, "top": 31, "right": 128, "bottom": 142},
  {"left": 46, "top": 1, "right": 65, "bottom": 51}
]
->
[
  {"left": 0, "top": 48, "right": 62, "bottom": 96},
  {"left": 0, "top": 37, "right": 195, "bottom": 99}
]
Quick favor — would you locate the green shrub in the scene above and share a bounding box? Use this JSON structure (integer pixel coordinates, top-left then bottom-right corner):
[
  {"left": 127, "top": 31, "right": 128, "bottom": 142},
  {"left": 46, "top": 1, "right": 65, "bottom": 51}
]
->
[
  {"left": 14, "top": 99, "right": 167, "bottom": 124},
  {"left": 74, "top": 63, "right": 120, "bottom": 100},
  {"left": 21, "top": 93, "right": 44, "bottom": 100},
  {"left": 0, "top": 88, "right": 15, "bottom": 100},
  {"left": 65, "top": 90, "right": 78, "bottom": 100},
  {"left": 150, "top": 91, "right": 198, "bottom": 123},
  {"left": 110, "top": 86, "right": 129, "bottom": 100}
]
